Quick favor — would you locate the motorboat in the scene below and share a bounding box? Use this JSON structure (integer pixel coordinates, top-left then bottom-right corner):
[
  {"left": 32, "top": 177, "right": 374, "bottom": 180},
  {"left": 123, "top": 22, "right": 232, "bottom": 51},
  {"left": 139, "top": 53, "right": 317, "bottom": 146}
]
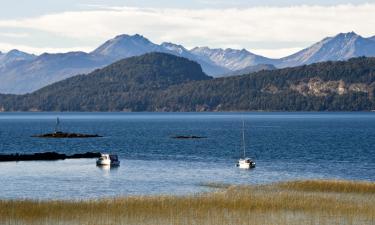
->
[{"left": 96, "top": 153, "right": 120, "bottom": 166}]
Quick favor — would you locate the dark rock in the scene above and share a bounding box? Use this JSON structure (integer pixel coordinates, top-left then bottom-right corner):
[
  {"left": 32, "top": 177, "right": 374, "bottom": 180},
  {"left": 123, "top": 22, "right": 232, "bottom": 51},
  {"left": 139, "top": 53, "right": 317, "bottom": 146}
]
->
[
  {"left": 32, "top": 132, "right": 102, "bottom": 138},
  {"left": 0, "top": 151, "right": 101, "bottom": 162},
  {"left": 69, "top": 152, "right": 102, "bottom": 159},
  {"left": 172, "top": 135, "right": 207, "bottom": 139}
]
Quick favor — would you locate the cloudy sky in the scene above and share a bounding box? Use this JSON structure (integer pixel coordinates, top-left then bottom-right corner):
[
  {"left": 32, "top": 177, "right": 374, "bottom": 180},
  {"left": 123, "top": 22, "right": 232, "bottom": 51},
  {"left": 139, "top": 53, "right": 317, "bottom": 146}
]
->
[{"left": 0, "top": 0, "right": 374, "bottom": 58}]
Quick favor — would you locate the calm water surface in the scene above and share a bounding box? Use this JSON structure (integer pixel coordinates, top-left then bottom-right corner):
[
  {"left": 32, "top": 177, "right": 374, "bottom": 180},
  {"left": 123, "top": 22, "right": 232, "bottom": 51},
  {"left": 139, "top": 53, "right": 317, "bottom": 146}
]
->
[{"left": 0, "top": 112, "right": 374, "bottom": 199}]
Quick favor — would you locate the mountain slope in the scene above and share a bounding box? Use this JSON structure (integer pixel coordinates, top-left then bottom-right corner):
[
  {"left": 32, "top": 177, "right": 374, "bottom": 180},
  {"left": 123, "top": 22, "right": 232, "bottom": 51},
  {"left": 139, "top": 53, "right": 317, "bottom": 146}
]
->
[
  {"left": 277, "top": 32, "right": 375, "bottom": 68},
  {"left": 34, "top": 52, "right": 210, "bottom": 94},
  {"left": 190, "top": 47, "right": 275, "bottom": 71},
  {"left": 90, "top": 35, "right": 228, "bottom": 75},
  {"left": 161, "top": 43, "right": 230, "bottom": 75},
  {"left": 0, "top": 35, "right": 165, "bottom": 94},
  {"left": 1, "top": 56, "right": 375, "bottom": 112},
  {"left": 91, "top": 34, "right": 162, "bottom": 59},
  {"left": 0, "top": 51, "right": 109, "bottom": 94},
  {"left": 155, "top": 57, "right": 375, "bottom": 111},
  {"left": 221, "top": 64, "right": 276, "bottom": 77}
]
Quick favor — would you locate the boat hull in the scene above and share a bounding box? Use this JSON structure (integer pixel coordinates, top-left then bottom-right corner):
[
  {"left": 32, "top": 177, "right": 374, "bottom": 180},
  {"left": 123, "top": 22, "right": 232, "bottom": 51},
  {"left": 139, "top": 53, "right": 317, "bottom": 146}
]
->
[
  {"left": 237, "top": 158, "right": 256, "bottom": 169},
  {"left": 96, "top": 159, "right": 111, "bottom": 166},
  {"left": 238, "top": 162, "right": 255, "bottom": 169},
  {"left": 96, "top": 160, "right": 120, "bottom": 166}
]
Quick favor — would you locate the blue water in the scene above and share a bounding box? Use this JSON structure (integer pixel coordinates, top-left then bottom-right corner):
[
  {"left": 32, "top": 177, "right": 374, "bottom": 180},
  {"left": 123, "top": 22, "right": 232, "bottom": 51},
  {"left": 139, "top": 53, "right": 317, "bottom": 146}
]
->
[{"left": 0, "top": 112, "right": 374, "bottom": 199}]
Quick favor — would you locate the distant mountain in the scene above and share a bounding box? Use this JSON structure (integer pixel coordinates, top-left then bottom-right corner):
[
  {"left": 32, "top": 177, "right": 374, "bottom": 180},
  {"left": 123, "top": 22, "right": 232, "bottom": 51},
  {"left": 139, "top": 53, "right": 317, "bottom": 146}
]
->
[
  {"left": 91, "top": 34, "right": 161, "bottom": 59},
  {"left": 1, "top": 55, "right": 375, "bottom": 112},
  {"left": 190, "top": 47, "right": 275, "bottom": 71},
  {"left": 277, "top": 32, "right": 375, "bottom": 68},
  {"left": 0, "top": 53, "right": 210, "bottom": 111},
  {"left": 91, "top": 34, "right": 227, "bottom": 75},
  {"left": 2, "top": 32, "right": 375, "bottom": 94},
  {"left": 0, "top": 49, "right": 36, "bottom": 68},
  {"left": 221, "top": 64, "right": 276, "bottom": 77},
  {"left": 0, "top": 51, "right": 108, "bottom": 94},
  {"left": 160, "top": 42, "right": 229, "bottom": 75},
  {"left": 0, "top": 35, "right": 226, "bottom": 94}
]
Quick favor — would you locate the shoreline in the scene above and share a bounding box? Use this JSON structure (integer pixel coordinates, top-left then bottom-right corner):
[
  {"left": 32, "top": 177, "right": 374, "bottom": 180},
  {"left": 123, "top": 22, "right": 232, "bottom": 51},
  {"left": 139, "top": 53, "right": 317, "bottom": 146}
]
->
[
  {"left": 1, "top": 179, "right": 374, "bottom": 225},
  {"left": 1, "top": 111, "right": 375, "bottom": 113}
]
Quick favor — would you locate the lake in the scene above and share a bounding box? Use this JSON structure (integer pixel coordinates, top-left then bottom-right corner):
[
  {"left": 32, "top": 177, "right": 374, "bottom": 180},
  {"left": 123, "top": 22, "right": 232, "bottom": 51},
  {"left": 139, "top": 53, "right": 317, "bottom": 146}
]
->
[{"left": 0, "top": 112, "right": 374, "bottom": 199}]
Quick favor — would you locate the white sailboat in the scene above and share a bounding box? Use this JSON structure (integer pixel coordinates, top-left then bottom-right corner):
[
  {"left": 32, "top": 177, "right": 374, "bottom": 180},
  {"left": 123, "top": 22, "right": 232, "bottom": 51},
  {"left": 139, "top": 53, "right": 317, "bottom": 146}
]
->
[{"left": 237, "top": 119, "right": 256, "bottom": 169}]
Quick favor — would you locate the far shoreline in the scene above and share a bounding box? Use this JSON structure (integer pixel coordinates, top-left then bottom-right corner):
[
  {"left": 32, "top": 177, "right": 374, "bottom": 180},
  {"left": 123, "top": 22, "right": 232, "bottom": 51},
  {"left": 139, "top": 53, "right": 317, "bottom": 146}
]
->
[{"left": 1, "top": 110, "right": 375, "bottom": 113}]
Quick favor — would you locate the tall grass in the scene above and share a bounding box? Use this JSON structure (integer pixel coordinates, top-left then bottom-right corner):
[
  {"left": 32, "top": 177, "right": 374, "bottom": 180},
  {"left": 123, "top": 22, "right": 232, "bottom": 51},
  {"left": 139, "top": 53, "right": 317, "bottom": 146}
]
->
[
  {"left": 0, "top": 180, "right": 374, "bottom": 225},
  {"left": 277, "top": 179, "right": 375, "bottom": 193}
]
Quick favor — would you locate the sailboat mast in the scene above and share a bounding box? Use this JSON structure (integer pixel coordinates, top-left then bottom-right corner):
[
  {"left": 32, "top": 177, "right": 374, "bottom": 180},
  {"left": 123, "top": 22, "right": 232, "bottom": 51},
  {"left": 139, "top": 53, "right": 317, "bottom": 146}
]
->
[
  {"left": 55, "top": 117, "right": 60, "bottom": 133},
  {"left": 242, "top": 119, "right": 246, "bottom": 158}
]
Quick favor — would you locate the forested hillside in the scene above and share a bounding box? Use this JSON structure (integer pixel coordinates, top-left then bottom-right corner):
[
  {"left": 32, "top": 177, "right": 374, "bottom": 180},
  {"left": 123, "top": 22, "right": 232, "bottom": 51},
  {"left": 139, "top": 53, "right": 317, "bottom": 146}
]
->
[{"left": 0, "top": 55, "right": 375, "bottom": 112}]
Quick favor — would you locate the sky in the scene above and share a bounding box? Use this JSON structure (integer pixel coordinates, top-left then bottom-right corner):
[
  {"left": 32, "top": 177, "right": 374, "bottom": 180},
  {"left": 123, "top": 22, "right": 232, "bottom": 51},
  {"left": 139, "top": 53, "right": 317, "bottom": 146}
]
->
[{"left": 0, "top": 0, "right": 374, "bottom": 58}]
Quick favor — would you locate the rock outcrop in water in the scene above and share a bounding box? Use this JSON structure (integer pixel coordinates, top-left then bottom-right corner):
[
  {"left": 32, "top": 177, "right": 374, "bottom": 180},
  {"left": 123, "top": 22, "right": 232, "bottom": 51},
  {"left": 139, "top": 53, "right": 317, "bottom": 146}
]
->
[
  {"left": 172, "top": 135, "right": 207, "bottom": 139},
  {"left": 0, "top": 152, "right": 101, "bottom": 162},
  {"left": 32, "top": 132, "right": 102, "bottom": 138}
]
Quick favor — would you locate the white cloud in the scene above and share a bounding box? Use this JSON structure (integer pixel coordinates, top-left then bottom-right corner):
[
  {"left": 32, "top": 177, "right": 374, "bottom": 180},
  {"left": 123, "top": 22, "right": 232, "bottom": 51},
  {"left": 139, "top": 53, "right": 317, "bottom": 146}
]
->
[{"left": 0, "top": 4, "right": 374, "bottom": 57}]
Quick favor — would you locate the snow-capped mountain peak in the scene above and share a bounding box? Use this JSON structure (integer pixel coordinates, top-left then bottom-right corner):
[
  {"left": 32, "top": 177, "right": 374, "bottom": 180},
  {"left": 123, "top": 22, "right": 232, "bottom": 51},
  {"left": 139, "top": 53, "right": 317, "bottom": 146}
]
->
[
  {"left": 91, "top": 34, "right": 160, "bottom": 58},
  {"left": 277, "top": 32, "right": 375, "bottom": 67},
  {"left": 161, "top": 42, "right": 188, "bottom": 55},
  {"left": 190, "top": 47, "right": 275, "bottom": 71}
]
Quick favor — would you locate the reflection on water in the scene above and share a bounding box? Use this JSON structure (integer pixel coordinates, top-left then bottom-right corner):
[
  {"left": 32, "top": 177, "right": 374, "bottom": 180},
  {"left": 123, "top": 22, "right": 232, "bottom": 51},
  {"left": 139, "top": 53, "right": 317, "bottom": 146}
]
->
[
  {"left": 97, "top": 164, "right": 119, "bottom": 171},
  {"left": 97, "top": 164, "right": 111, "bottom": 171}
]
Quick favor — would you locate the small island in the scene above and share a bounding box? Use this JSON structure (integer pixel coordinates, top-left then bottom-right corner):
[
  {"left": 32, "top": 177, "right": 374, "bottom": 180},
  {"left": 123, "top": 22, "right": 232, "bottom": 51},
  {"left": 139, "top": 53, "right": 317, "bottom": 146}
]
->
[
  {"left": 32, "top": 117, "right": 102, "bottom": 138},
  {"left": 172, "top": 135, "right": 207, "bottom": 139},
  {"left": 32, "top": 131, "right": 102, "bottom": 138}
]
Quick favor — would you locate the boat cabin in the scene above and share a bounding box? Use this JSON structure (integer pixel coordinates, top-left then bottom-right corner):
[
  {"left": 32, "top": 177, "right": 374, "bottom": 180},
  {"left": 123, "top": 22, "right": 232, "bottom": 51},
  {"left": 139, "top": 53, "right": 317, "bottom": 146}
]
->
[{"left": 96, "top": 153, "right": 120, "bottom": 166}]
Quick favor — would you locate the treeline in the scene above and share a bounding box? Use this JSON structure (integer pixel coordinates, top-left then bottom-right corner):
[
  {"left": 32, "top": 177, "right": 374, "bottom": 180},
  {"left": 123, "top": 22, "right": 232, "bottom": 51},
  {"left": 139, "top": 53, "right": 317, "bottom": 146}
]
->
[{"left": 0, "top": 54, "right": 375, "bottom": 111}]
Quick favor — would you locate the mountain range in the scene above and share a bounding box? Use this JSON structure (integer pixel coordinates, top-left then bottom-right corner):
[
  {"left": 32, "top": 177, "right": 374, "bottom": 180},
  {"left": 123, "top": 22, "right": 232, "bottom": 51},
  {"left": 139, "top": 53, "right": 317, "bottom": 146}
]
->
[
  {"left": 1, "top": 53, "right": 374, "bottom": 112},
  {"left": 1, "top": 32, "right": 375, "bottom": 94}
]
